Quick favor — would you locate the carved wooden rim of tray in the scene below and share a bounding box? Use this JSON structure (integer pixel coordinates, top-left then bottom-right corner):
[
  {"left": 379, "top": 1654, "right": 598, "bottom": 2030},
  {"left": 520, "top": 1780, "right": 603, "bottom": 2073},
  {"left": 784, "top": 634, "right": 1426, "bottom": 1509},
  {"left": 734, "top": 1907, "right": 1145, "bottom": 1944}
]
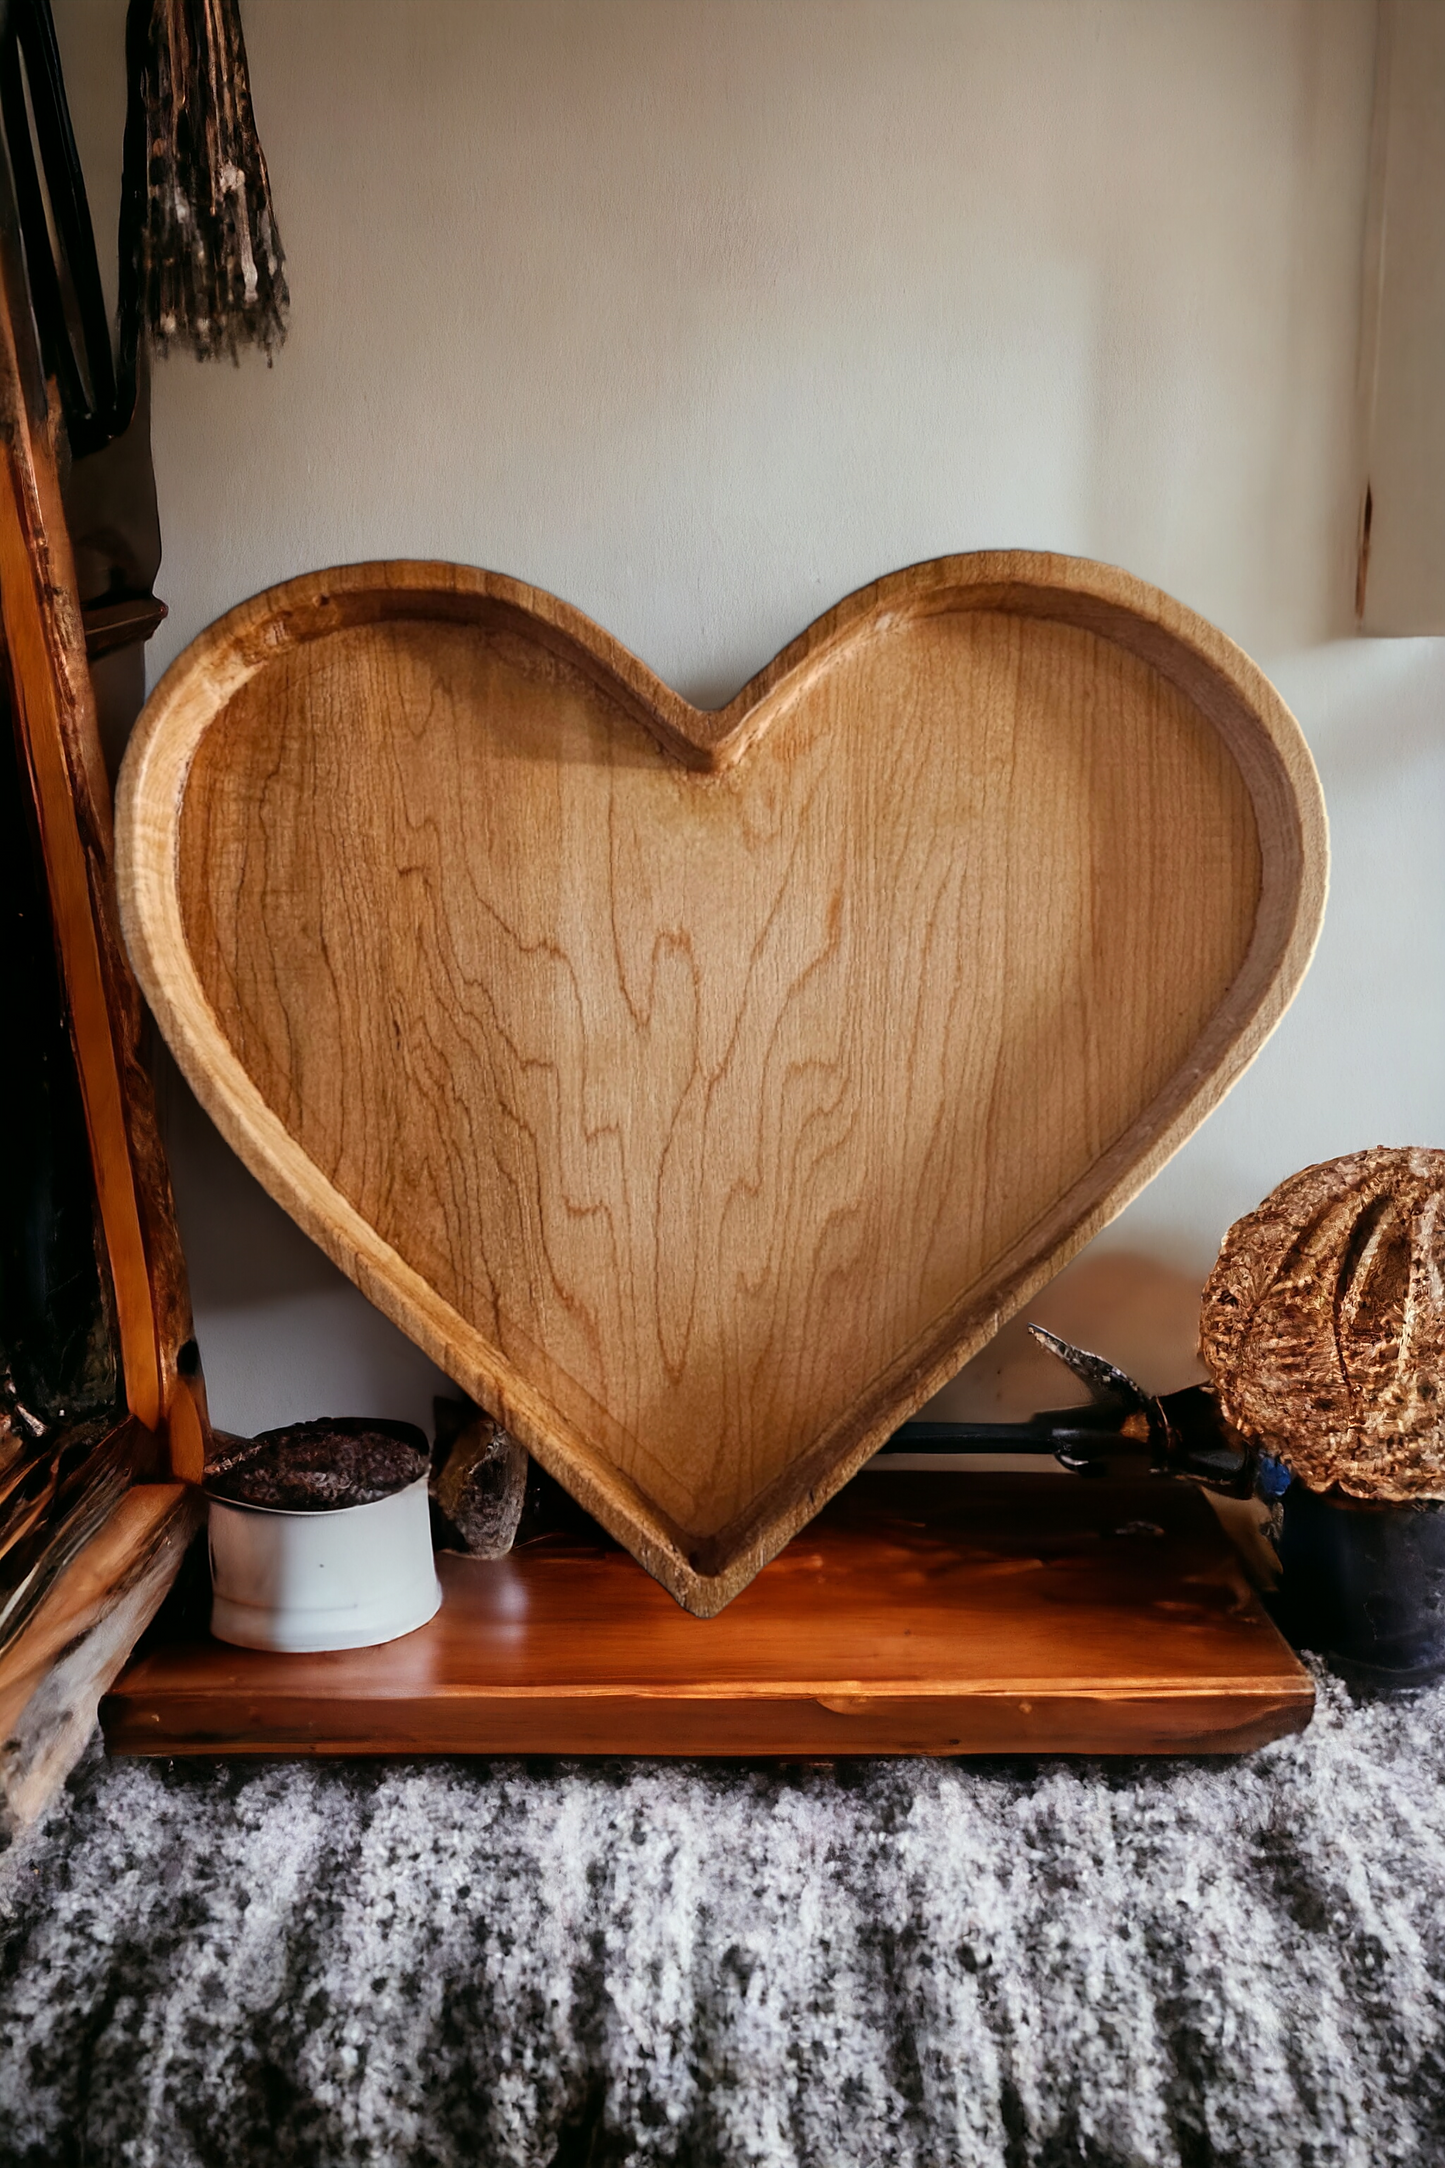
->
[{"left": 115, "top": 552, "right": 1328, "bottom": 1613}]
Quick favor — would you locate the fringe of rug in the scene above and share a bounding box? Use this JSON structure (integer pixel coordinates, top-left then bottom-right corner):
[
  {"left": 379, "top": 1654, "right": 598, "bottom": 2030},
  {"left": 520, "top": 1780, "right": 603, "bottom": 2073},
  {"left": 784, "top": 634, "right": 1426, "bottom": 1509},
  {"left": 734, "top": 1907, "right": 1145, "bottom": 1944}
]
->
[{"left": 122, "top": 0, "right": 288, "bottom": 365}]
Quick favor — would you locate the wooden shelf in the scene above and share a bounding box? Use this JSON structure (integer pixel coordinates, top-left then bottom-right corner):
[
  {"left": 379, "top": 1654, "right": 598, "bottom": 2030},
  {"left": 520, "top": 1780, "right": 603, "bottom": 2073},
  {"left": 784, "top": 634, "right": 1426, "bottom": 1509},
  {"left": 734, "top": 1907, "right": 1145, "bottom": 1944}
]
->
[
  {"left": 102, "top": 1473, "right": 1312, "bottom": 1759},
  {"left": 81, "top": 591, "right": 168, "bottom": 660}
]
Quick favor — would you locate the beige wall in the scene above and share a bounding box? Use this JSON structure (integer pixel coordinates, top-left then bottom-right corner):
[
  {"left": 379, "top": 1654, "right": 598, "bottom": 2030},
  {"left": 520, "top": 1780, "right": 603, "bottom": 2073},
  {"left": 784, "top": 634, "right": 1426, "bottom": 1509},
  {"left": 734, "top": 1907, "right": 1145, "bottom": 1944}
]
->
[
  {"left": 1357, "top": 0, "right": 1445, "bottom": 630},
  {"left": 58, "top": 0, "right": 1445, "bottom": 1434}
]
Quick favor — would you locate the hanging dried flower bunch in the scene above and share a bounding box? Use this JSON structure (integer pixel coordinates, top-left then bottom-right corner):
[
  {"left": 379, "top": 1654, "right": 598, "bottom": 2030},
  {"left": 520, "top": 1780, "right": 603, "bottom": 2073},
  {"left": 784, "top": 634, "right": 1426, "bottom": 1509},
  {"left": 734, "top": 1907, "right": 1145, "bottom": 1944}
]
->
[
  {"left": 122, "top": 0, "right": 287, "bottom": 364},
  {"left": 1200, "top": 1147, "right": 1445, "bottom": 1502}
]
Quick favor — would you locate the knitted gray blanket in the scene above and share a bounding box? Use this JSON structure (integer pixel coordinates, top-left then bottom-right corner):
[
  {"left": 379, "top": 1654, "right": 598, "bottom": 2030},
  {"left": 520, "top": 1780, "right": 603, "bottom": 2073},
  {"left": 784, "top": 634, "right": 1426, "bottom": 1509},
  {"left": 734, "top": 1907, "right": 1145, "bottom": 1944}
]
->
[{"left": 1, "top": 1669, "right": 1441, "bottom": 2168}]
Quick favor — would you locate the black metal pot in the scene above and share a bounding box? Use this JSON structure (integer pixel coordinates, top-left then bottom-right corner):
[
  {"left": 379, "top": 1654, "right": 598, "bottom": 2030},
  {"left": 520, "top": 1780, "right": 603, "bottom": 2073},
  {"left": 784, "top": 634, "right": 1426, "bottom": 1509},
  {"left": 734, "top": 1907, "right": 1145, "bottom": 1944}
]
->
[{"left": 1275, "top": 1481, "right": 1445, "bottom": 1687}]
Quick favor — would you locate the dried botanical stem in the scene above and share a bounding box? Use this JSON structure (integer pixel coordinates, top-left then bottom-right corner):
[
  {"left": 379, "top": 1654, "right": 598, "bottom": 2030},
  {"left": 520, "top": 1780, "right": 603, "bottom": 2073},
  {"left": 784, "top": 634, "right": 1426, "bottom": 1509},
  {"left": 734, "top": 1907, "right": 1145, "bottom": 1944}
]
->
[{"left": 125, "top": 0, "right": 287, "bottom": 362}]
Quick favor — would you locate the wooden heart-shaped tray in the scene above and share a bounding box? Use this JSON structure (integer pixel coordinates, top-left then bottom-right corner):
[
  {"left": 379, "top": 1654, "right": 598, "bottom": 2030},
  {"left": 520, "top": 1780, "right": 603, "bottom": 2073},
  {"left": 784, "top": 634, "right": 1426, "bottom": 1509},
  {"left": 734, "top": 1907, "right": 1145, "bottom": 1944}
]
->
[{"left": 116, "top": 552, "right": 1326, "bottom": 1613}]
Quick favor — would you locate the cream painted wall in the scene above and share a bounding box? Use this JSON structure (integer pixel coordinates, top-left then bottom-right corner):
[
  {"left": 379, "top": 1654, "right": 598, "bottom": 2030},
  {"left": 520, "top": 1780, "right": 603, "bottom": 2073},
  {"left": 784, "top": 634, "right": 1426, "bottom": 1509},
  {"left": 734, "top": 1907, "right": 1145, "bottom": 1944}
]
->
[
  {"left": 57, "top": 0, "right": 1445, "bottom": 1437},
  {"left": 1357, "top": 0, "right": 1445, "bottom": 631}
]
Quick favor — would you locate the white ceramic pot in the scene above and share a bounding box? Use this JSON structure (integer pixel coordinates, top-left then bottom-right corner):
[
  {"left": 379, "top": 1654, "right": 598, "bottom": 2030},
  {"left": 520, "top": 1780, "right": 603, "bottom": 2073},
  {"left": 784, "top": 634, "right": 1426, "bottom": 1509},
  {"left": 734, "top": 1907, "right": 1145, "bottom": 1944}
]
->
[{"left": 207, "top": 1475, "right": 442, "bottom": 1652}]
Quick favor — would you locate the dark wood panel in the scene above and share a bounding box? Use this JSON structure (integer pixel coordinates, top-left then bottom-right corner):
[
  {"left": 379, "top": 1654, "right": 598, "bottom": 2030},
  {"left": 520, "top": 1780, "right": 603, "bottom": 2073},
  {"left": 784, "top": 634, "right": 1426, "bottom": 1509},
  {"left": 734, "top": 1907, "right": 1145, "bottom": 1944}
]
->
[
  {"left": 103, "top": 1473, "right": 1313, "bottom": 1759},
  {"left": 0, "top": 671, "right": 120, "bottom": 1425}
]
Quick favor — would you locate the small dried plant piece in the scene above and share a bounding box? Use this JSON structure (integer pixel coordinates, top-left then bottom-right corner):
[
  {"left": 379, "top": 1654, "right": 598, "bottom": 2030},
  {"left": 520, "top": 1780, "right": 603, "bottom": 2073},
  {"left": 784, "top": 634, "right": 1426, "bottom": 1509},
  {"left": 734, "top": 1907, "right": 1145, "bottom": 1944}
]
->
[
  {"left": 433, "top": 1414, "right": 528, "bottom": 1559},
  {"left": 1200, "top": 1147, "right": 1445, "bottom": 1500},
  {"left": 125, "top": 0, "right": 289, "bottom": 363}
]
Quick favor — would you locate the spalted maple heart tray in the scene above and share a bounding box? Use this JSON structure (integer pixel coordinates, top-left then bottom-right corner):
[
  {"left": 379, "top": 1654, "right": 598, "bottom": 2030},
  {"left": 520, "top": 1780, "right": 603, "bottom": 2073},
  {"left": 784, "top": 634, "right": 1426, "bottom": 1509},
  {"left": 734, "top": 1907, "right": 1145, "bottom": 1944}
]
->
[{"left": 115, "top": 552, "right": 1327, "bottom": 1615}]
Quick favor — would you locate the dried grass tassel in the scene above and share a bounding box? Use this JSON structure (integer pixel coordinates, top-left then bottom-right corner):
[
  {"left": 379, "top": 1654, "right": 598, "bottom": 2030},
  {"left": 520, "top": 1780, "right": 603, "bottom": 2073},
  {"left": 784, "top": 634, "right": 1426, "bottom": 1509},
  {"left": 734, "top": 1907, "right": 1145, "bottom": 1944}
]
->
[{"left": 121, "top": 0, "right": 288, "bottom": 368}]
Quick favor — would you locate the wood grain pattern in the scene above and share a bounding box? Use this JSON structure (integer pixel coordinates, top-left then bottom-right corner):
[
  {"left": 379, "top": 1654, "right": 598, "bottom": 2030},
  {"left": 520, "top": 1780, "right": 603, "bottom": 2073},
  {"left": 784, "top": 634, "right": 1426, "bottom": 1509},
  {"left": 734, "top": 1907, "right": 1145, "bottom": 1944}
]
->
[
  {"left": 102, "top": 1473, "right": 1313, "bottom": 1759},
  {"left": 0, "top": 192, "right": 205, "bottom": 1476},
  {"left": 1, "top": 1477, "right": 198, "bottom": 1827},
  {"left": 116, "top": 556, "right": 1328, "bottom": 1611}
]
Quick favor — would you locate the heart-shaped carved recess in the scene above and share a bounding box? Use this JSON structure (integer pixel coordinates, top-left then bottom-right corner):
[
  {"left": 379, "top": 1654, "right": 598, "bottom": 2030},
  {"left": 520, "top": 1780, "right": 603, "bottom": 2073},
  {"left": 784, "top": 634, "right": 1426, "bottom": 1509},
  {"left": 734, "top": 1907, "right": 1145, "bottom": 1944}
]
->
[{"left": 116, "top": 552, "right": 1327, "bottom": 1614}]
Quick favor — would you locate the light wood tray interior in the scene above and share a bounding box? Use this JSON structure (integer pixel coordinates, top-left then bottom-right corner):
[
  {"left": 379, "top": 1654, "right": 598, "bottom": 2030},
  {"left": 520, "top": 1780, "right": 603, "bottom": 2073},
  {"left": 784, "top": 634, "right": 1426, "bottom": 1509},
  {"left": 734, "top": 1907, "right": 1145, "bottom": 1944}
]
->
[{"left": 116, "top": 553, "right": 1326, "bottom": 1612}]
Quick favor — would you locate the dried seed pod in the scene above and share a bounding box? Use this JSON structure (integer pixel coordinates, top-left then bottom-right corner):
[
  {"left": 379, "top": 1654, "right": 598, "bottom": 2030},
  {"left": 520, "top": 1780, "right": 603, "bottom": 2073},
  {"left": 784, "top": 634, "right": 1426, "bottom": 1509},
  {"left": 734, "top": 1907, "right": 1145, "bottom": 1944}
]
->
[
  {"left": 433, "top": 1414, "right": 528, "bottom": 1558},
  {"left": 1200, "top": 1147, "right": 1445, "bottom": 1500}
]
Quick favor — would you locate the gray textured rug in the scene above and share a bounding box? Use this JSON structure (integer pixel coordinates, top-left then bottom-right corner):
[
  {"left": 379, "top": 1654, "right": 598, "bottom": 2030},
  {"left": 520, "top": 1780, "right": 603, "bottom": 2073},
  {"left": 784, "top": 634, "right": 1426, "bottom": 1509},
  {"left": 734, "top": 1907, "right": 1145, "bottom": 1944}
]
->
[{"left": 1, "top": 1668, "right": 1442, "bottom": 2168}]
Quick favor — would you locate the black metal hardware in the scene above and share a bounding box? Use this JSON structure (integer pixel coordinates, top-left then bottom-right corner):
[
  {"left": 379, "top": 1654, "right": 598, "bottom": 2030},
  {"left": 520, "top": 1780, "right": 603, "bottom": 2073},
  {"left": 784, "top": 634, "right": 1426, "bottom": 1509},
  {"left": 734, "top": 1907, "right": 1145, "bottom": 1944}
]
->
[{"left": 883, "top": 1324, "right": 1259, "bottom": 1495}]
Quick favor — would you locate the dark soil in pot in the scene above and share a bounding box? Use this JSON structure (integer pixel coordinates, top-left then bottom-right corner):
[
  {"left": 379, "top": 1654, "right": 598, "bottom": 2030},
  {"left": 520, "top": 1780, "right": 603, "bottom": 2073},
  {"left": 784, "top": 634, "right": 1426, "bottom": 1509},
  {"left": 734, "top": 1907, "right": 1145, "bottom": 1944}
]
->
[{"left": 204, "top": 1418, "right": 429, "bottom": 1512}]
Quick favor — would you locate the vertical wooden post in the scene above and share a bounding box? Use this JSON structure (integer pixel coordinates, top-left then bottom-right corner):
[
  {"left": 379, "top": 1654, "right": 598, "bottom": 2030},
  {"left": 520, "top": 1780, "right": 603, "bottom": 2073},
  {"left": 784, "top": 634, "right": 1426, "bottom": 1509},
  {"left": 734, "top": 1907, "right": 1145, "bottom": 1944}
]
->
[{"left": 0, "top": 175, "right": 205, "bottom": 1478}]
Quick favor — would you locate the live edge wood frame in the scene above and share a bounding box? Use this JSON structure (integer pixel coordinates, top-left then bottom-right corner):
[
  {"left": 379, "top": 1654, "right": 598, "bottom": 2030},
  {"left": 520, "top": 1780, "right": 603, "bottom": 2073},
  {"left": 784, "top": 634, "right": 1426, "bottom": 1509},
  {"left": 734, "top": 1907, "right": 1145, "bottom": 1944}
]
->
[
  {"left": 0, "top": 171, "right": 200, "bottom": 1813},
  {"left": 115, "top": 553, "right": 1327, "bottom": 1616},
  {"left": 0, "top": 239, "right": 204, "bottom": 1480}
]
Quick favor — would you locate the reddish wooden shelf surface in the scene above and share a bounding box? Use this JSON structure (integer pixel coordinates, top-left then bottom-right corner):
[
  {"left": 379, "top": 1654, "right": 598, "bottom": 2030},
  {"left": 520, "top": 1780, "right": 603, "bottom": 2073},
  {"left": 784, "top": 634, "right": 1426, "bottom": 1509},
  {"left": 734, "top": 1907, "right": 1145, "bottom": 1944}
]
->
[{"left": 102, "top": 1473, "right": 1312, "bottom": 1759}]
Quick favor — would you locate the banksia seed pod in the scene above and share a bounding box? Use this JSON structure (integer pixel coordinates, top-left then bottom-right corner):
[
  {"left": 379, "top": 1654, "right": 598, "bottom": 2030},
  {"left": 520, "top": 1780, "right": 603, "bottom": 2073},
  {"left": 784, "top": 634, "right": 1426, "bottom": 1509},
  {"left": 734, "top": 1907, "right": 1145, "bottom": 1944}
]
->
[{"left": 1200, "top": 1147, "right": 1445, "bottom": 1501}]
